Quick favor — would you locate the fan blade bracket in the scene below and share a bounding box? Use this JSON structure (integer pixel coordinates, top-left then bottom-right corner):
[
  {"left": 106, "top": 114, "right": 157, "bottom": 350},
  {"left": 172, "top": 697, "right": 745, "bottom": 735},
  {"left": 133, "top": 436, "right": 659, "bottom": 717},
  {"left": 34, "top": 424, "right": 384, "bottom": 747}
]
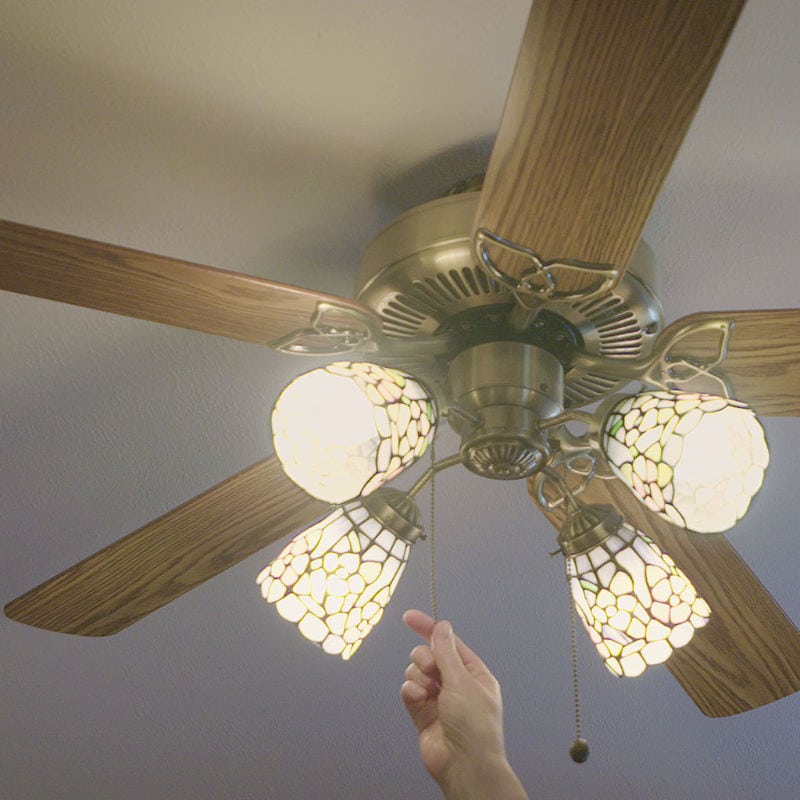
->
[
  {"left": 569, "top": 315, "right": 736, "bottom": 396},
  {"left": 652, "top": 309, "right": 800, "bottom": 416},
  {"left": 643, "top": 317, "right": 734, "bottom": 396},
  {"left": 271, "top": 299, "right": 456, "bottom": 364},
  {"left": 474, "top": 228, "right": 619, "bottom": 308},
  {"left": 271, "top": 300, "right": 382, "bottom": 355}
]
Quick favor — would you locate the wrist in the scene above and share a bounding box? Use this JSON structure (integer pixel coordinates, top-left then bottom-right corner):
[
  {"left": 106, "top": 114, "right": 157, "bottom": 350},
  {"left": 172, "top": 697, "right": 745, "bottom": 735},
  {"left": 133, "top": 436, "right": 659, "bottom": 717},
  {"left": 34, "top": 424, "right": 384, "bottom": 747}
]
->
[{"left": 438, "top": 753, "right": 528, "bottom": 800}]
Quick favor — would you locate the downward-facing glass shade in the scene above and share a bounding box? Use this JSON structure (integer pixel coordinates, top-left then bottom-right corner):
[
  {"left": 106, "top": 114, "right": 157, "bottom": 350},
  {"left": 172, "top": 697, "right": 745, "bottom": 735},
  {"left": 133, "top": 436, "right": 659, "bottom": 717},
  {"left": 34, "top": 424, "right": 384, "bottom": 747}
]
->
[
  {"left": 567, "top": 523, "right": 711, "bottom": 677},
  {"left": 601, "top": 391, "right": 769, "bottom": 533},
  {"left": 257, "top": 493, "right": 418, "bottom": 660},
  {"left": 272, "top": 362, "right": 436, "bottom": 503}
]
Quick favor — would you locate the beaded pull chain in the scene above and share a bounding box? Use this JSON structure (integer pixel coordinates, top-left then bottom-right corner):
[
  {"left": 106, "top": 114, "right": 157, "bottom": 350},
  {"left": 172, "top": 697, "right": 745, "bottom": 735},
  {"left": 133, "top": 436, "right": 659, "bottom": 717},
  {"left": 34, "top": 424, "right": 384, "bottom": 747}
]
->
[
  {"left": 566, "top": 569, "right": 589, "bottom": 763},
  {"left": 428, "top": 439, "right": 438, "bottom": 623}
]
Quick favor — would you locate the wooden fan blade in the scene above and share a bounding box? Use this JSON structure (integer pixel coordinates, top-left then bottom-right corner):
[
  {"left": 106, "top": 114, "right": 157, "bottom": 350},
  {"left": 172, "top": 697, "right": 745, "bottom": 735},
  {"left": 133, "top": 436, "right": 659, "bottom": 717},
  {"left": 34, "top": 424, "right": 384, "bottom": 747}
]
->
[
  {"left": 0, "top": 219, "right": 381, "bottom": 348},
  {"left": 4, "top": 457, "right": 329, "bottom": 636},
  {"left": 474, "top": 0, "right": 746, "bottom": 292},
  {"left": 659, "top": 309, "right": 800, "bottom": 415},
  {"left": 531, "top": 473, "right": 800, "bottom": 717}
]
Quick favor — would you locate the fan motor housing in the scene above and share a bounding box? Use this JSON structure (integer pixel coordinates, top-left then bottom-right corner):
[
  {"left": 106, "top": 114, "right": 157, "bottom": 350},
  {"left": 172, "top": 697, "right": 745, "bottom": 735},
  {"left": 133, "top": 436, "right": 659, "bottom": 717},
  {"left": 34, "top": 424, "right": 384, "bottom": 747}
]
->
[{"left": 355, "top": 191, "right": 664, "bottom": 408}]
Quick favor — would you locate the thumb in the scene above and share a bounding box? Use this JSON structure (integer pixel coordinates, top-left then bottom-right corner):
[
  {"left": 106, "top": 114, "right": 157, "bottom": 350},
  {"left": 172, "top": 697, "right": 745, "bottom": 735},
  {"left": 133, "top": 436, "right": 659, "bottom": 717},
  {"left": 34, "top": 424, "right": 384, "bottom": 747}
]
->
[{"left": 431, "top": 620, "right": 466, "bottom": 683}]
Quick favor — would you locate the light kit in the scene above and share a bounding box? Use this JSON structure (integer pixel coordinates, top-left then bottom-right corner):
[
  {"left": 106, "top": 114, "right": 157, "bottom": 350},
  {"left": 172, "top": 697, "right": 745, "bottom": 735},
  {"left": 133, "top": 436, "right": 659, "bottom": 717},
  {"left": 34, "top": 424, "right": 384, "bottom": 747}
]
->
[
  {"left": 557, "top": 502, "right": 710, "bottom": 677},
  {"left": 262, "top": 326, "right": 767, "bottom": 681},
  {"left": 272, "top": 362, "right": 436, "bottom": 503},
  {"left": 601, "top": 391, "right": 768, "bottom": 533},
  {"left": 257, "top": 488, "right": 424, "bottom": 660}
]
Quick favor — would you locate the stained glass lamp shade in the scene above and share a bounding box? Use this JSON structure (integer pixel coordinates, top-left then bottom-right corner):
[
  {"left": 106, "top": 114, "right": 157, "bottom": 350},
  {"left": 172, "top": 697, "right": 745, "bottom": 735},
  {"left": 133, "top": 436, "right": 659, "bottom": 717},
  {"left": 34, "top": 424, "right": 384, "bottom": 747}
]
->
[
  {"left": 272, "top": 362, "right": 437, "bottom": 503},
  {"left": 559, "top": 505, "right": 711, "bottom": 677},
  {"left": 257, "top": 488, "right": 423, "bottom": 660},
  {"left": 601, "top": 391, "right": 769, "bottom": 533}
]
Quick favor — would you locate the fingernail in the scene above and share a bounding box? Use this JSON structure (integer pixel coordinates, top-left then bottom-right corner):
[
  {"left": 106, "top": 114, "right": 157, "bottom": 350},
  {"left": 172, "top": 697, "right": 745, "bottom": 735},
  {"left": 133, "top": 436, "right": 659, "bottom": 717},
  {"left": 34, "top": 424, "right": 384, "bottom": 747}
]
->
[{"left": 440, "top": 620, "right": 453, "bottom": 639}]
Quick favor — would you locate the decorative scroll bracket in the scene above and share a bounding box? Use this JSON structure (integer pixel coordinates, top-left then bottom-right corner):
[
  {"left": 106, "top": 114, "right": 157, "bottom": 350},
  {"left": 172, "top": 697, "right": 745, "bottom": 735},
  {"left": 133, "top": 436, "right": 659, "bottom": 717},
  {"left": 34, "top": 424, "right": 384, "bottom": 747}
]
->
[
  {"left": 531, "top": 317, "right": 737, "bottom": 509},
  {"left": 530, "top": 439, "right": 616, "bottom": 512},
  {"left": 271, "top": 302, "right": 382, "bottom": 355},
  {"left": 473, "top": 228, "right": 620, "bottom": 308},
  {"left": 570, "top": 317, "right": 735, "bottom": 397},
  {"left": 271, "top": 300, "right": 454, "bottom": 367},
  {"left": 643, "top": 318, "right": 734, "bottom": 397}
]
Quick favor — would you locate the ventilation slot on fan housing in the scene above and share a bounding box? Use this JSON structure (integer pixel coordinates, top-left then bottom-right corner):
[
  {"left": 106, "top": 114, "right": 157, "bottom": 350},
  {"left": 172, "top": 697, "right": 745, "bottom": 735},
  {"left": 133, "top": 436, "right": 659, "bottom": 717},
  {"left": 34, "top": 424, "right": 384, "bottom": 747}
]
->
[
  {"left": 379, "top": 265, "right": 507, "bottom": 338},
  {"left": 574, "top": 295, "right": 644, "bottom": 357},
  {"left": 553, "top": 276, "right": 662, "bottom": 407}
]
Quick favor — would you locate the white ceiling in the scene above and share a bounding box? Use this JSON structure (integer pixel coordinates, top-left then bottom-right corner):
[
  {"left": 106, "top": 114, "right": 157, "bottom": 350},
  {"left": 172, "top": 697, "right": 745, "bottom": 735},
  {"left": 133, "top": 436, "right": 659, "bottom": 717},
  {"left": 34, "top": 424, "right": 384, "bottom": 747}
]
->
[{"left": 2, "top": 1, "right": 800, "bottom": 798}]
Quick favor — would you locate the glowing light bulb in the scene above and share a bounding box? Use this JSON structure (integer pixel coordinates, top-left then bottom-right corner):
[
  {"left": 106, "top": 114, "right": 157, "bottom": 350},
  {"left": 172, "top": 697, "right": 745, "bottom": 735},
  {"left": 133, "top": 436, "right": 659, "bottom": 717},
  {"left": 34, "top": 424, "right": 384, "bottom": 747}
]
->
[
  {"left": 257, "top": 488, "right": 423, "bottom": 660},
  {"left": 272, "top": 362, "right": 436, "bottom": 503},
  {"left": 601, "top": 391, "right": 769, "bottom": 532},
  {"left": 559, "top": 505, "right": 710, "bottom": 677}
]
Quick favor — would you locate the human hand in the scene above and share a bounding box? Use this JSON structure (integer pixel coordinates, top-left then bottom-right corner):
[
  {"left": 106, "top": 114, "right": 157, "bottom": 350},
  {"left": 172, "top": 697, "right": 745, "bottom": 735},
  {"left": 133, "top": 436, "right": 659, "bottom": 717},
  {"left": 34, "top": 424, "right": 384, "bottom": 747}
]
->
[{"left": 400, "top": 610, "right": 528, "bottom": 800}]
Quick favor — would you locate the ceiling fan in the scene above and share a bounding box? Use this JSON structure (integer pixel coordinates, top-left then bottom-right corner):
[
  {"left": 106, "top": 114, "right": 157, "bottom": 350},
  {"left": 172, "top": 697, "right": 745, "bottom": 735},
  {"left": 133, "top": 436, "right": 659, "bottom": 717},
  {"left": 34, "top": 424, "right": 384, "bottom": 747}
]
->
[{"left": 3, "top": 0, "right": 800, "bottom": 719}]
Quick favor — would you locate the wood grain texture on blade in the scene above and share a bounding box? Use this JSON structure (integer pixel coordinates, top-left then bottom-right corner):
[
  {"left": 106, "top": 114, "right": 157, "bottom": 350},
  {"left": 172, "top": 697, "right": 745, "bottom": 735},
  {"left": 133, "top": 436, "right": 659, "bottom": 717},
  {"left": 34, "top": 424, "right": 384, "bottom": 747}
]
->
[
  {"left": 474, "top": 0, "right": 746, "bottom": 291},
  {"left": 530, "top": 473, "right": 800, "bottom": 717},
  {"left": 661, "top": 309, "right": 800, "bottom": 416},
  {"left": 0, "top": 219, "right": 379, "bottom": 346},
  {"left": 4, "top": 457, "right": 330, "bottom": 636}
]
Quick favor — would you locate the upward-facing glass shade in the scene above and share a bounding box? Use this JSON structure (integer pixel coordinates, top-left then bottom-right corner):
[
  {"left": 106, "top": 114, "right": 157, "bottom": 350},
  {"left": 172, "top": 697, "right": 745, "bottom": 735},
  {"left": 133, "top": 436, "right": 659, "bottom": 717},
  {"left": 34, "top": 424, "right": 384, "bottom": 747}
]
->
[
  {"left": 566, "top": 522, "right": 711, "bottom": 677},
  {"left": 257, "top": 489, "right": 422, "bottom": 660},
  {"left": 601, "top": 391, "right": 769, "bottom": 533},
  {"left": 272, "top": 362, "right": 436, "bottom": 503}
]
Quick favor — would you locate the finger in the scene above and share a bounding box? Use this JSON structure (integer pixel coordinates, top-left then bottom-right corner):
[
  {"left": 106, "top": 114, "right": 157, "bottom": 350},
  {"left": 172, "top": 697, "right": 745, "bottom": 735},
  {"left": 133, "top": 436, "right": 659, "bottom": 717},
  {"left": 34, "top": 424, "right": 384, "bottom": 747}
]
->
[
  {"left": 409, "top": 645, "right": 437, "bottom": 676},
  {"left": 431, "top": 620, "right": 468, "bottom": 683},
  {"left": 405, "top": 609, "right": 490, "bottom": 676},
  {"left": 403, "top": 609, "right": 435, "bottom": 640},
  {"left": 400, "top": 681, "right": 438, "bottom": 735},
  {"left": 405, "top": 663, "right": 438, "bottom": 692},
  {"left": 401, "top": 679, "right": 428, "bottom": 702}
]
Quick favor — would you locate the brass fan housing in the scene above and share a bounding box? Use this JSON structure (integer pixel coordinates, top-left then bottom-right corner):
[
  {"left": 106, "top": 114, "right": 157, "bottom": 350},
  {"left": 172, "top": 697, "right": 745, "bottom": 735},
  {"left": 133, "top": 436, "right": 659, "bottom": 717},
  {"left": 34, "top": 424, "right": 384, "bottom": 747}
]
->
[{"left": 355, "top": 191, "right": 664, "bottom": 407}]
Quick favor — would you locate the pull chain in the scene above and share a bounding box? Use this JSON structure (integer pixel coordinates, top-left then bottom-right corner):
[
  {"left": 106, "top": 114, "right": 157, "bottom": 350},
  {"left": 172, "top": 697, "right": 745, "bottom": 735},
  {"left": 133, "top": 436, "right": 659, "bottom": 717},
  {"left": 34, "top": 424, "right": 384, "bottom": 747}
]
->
[
  {"left": 428, "top": 439, "right": 438, "bottom": 622},
  {"left": 566, "top": 566, "right": 589, "bottom": 763}
]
